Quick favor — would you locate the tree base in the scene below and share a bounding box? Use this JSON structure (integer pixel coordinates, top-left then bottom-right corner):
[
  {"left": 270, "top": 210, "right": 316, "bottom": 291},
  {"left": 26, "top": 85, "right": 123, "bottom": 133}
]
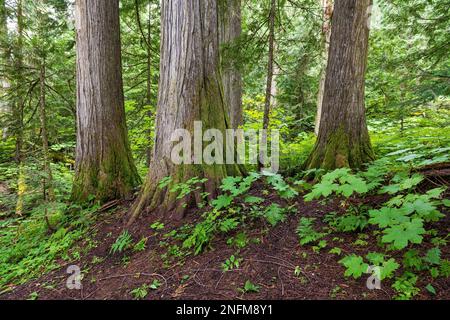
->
[
  {"left": 127, "top": 162, "right": 245, "bottom": 226},
  {"left": 305, "top": 127, "right": 375, "bottom": 170}
]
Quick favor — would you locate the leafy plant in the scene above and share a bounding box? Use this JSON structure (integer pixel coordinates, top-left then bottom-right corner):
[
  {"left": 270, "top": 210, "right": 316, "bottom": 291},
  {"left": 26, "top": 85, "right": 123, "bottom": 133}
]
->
[
  {"left": 296, "top": 218, "right": 326, "bottom": 245},
  {"left": 149, "top": 279, "right": 162, "bottom": 290},
  {"left": 381, "top": 219, "right": 426, "bottom": 250},
  {"left": 222, "top": 255, "right": 242, "bottom": 272},
  {"left": 133, "top": 237, "right": 148, "bottom": 252},
  {"left": 264, "top": 204, "right": 287, "bottom": 227},
  {"left": 239, "top": 280, "right": 260, "bottom": 294},
  {"left": 392, "top": 273, "right": 420, "bottom": 300},
  {"left": 339, "top": 255, "right": 369, "bottom": 279},
  {"left": 110, "top": 231, "right": 133, "bottom": 254},
  {"left": 130, "top": 284, "right": 149, "bottom": 300}
]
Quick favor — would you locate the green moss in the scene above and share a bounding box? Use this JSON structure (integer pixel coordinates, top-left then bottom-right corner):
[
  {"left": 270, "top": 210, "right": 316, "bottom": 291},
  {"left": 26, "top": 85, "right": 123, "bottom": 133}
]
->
[
  {"left": 71, "top": 146, "right": 141, "bottom": 204},
  {"left": 306, "top": 126, "right": 375, "bottom": 170}
]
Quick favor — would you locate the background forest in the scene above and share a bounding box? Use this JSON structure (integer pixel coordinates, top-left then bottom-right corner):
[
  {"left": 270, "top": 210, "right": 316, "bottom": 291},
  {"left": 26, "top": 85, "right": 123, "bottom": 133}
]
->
[{"left": 0, "top": 0, "right": 449, "bottom": 300}]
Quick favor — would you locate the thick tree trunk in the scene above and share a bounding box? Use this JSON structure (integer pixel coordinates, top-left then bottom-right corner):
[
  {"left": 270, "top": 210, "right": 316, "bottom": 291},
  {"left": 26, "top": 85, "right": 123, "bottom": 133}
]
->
[
  {"left": 129, "top": 0, "right": 244, "bottom": 225},
  {"left": 39, "top": 62, "right": 55, "bottom": 202},
  {"left": 314, "top": 0, "right": 333, "bottom": 136},
  {"left": 219, "top": 0, "right": 243, "bottom": 129},
  {"left": 258, "top": 0, "right": 276, "bottom": 171},
  {"left": 305, "top": 0, "right": 374, "bottom": 170},
  {"left": 73, "top": 0, "right": 140, "bottom": 203}
]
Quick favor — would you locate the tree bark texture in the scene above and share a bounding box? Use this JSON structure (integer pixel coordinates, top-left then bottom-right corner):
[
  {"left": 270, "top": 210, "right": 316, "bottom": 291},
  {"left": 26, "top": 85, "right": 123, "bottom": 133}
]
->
[
  {"left": 129, "top": 0, "right": 244, "bottom": 225},
  {"left": 219, "top": 0, "right": 243, "bottom": 129},
  {"left": 306, "top": 0, "right": 375, "bottom": 170},
  {"left": 258, "top": 0, "right": 276, "bottom": 171},
  {"left": 73, "top": 0, "right": 140, "bottom": 203},
  {"left": 314, "top": 0, "right": 333, "bottom": 136}
]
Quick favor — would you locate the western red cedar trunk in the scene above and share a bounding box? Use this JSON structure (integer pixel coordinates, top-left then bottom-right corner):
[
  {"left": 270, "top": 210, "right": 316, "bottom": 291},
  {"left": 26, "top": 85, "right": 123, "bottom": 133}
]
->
[
  {"left": 73, "top": 0, "right": 140, "bottom": 203},
  {"left": 128, "top": 0, "right": 244, "bottom": 225},
  {"left": 258, "top": 0, "right": 276, "bottom": 171},
  {"left": 314, "top": 0, "right": 333, "bottom": 136},
  {"left": 305, "top": 0, "right": 375, "bottom": 170},
  {"left": 219, "top": 0, "right": 243, "bottom": 129}
]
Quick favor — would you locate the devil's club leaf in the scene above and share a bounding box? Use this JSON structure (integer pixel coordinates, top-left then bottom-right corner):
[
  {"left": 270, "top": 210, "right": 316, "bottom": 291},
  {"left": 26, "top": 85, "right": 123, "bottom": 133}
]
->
[{"left": 382, "top": 219, "right": 425, "bottom": 250}]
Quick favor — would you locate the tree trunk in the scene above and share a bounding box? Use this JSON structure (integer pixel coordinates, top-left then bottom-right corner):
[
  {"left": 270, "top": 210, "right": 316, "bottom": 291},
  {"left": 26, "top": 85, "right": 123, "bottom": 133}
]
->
[
  {"left": 39, "top": 62, "right": 55, "bottom": 202},
  {"left": 13, "top": 0, "right": 25, "bottom": 216},
  {"left": 145, "top": 1, "right": 153, "bottom": 166},
  {"left": 305, "top": 0, "right": 374, "bottom": 170},
  {"left": 13, "top": 0, "right": 24, "bottom": 164},
  {"left": 314, "top": 0, "right": 333, "bottom": 136},
  {"left": 0, "top": 0, "right": 8, "bottom": 140},
  {"left": 258, "top": 0, "right": 276, "bottom": 171},
  {"left": 129, "top": 0, "right": 244, "bottom": 225},
  {"left": 73, "top": 0, "right": 141, "bottom": 203},
  {"left": 219, "top": 0, "right": 243, "bottom": 129}
]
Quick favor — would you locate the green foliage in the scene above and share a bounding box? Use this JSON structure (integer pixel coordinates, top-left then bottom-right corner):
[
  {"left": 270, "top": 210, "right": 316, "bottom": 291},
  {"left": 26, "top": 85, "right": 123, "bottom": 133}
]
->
[
  {"left": 110, "top": 231, "right": 133, "bottom": 255},
  {"left": 130, "top": 284, "right": 149, "bottom": 300},
  {"left": 304, "top": 168, "right": 369, "bottom": 201},
  {"left": 149, "top": 279, "right": 162, "bottom": 290},
  {"left": 239, "top": 280, "right": 260, "bottom": 294},
  {"left": 339, "top": 255, "right": 369, "bottom": 279},
  {"left": 296, "top": 218, "right": 325, "bottom": 246},
  {"left": 392, "top": 273, "right": 420, "bottom": 300},
  {"left": 133, "top": 238, "right": 148, "bottom": 252},
  {"left": 150, "top": 221, "right": 165, "bottom": 231},
  {"left": 264, "top": 204, "right": 287, "bottom": 227},
  {"left": 381, "top": 219, "right": 426, "bottom": 250},
  {"left": 222, "top": 255, "right": 243, "bottom": 272}
]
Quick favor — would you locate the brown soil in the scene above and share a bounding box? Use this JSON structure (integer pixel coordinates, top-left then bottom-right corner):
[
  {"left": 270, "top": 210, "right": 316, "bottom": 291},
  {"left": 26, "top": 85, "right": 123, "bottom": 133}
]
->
[{"left": 1, "top": 179, "right": 449, "bottom": 301}]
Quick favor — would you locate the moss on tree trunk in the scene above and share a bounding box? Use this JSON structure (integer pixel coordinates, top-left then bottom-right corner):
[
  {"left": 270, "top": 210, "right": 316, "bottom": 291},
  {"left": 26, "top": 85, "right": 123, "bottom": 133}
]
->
[
  {"left": 305, "top": 0, "right": 375, "bottom": 170},
  {"left": 72, "top": 0, "right": 140, "bottom": 203},
  {"left": 128, "top": 0, "right": 245, "bottom": 225}
]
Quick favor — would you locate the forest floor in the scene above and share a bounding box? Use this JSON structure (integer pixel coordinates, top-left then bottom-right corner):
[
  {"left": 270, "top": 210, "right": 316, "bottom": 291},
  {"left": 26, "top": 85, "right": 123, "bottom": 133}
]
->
[{"left": 1, "top": 166, "right": 449, "bottom": 301}]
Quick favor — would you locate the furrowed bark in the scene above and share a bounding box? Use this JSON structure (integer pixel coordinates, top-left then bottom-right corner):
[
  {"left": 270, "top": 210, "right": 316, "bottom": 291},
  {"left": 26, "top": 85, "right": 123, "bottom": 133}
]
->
[
  {"left": 314, "top": 0, "right": 333, "bottom": 136},
  {"left": 73, "top": 0, "right": 141, "bottom": 203},
  {"left": 219, "top": 0, "right": 243, "bottom": 129},
  {"left": 305, "top": 0, "right": 375, "bottom": 170},
  {"left": 128, "top": 0, "right": 244, "bottom": 225},
  {"left": 258, "top": 0, "right": 276, "bottom": 171}
]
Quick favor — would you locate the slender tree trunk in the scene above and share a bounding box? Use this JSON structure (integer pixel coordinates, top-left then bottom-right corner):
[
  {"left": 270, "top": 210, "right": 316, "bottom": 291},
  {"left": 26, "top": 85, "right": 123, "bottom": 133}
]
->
[
  {"left": 258, "top": 0, "right": 276, "bottom": 171},
  {"left": 0, "top": 0, "right": 5, "bottom": 52},
  {"left": 314, "top": 0, "right": 333, "bottom": 136},
  {"left": 219, "top": 0, "right": 243, "bottom": 129},
  {"left": 13, "top": 0, "right": 25, "bottom": 217},
  {"left": 73, "top": 0, "right": 141, "bottom": 203},
  {"left": 129, "top": 0, "right": 244, "bottom": 225},
  {"left": 39, "top": 61, "right": 55, "bottom": 202},
  {"left": 0, "top": 0, "right": 9, "bottom": 140},
  {"left": 13, "top": 0, "right": 24, "bottom": 164},
  {"left": 145, "top": 1, "right": 153, "bottom": 166},
  {"left": 305, "top": 0, "right": 374, "bottom": 170}
]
